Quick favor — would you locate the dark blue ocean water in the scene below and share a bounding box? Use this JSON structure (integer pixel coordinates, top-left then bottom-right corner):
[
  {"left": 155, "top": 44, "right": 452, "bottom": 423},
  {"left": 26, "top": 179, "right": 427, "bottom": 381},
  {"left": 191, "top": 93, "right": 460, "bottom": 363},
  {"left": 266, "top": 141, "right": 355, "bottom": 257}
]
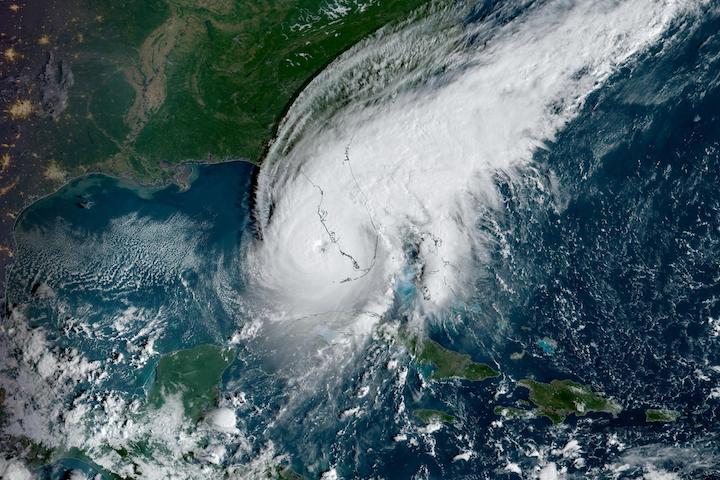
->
[
  {"left": 6, "top": 3, "right": 720, "bottom": 480},
  {"left": 267, "top": 6, "right": 720, "bottom": 478},
  {"left": 380, "top": 6, "right": 720, "bottom": 478}
]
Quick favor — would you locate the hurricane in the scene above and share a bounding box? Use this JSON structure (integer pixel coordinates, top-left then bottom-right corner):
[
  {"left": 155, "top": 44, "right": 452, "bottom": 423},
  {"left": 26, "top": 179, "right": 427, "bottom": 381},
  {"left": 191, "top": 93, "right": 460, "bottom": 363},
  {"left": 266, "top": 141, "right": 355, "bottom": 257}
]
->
[
  {"left": 2, "top": 0, "right": 720, "bottom": 478},
  {"left": 249, "top": 0, "right": 698, "bottom": 333}
]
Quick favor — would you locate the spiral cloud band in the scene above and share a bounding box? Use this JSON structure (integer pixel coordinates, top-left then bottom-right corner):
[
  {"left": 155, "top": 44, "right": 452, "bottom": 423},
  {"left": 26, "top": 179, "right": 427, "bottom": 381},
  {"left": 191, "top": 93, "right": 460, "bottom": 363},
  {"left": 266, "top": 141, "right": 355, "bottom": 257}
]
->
[{"left": 248, "top": 0, "right": 700, "bottom": 335}]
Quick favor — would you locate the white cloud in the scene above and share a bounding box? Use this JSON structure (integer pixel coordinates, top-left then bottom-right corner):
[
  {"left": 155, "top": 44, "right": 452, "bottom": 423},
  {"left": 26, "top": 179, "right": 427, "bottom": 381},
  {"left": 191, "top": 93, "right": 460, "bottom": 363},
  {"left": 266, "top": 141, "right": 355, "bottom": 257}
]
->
[
  {"left": 0, "top": 458, "right": 35, "bottom": 480},
  {"left": 250, "top": 0, "right": 695, "bottom": 337}
]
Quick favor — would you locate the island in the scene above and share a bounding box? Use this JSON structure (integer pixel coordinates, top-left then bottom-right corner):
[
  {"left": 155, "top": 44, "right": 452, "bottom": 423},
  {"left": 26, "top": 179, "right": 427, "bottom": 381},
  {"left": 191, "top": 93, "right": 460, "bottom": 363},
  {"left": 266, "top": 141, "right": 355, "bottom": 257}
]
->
[
  {"left": 517, "top": 379, "right": 622, "bottom": 424},
  {"left": 645, "top": 409, "right": 680, "bottom": 423},
  {"left": 416, "top": 338, "right": 500, "bottom": 382},
  {"left": 414, "top": 409, "right": 455, "bottom": 424}
]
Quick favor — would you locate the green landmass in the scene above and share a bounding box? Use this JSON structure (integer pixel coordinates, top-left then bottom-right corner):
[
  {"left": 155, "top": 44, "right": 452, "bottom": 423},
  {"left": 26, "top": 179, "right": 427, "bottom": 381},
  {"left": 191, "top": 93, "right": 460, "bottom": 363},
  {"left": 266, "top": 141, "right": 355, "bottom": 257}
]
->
[
  {"left": 0, "top": 439, "right": 130, "bottom": 479},
  {"left": 0, "top": 436, "right": 54, "bottom": 468},
  {"left": 645, "top": 408, "right": 680, "bottom": 423},
  {"left": 416, "top": 338, "right": 500, "bottom": 381},
  {"left": 414, "top": 409, "right": 455, "bottom": 424},
  {"left": 148, "top": 344, "right": 234, "bottom": 421},
  {"left": 0, "top": 347, "right": 235, "bottom": 475},
  {"left": 15, "top": 0, "right": 431, "bottom": 185},
  {"left": 113, "top": 437, "right": 153, "bottom": 463},
  {"left": 493, "top": 406, "right": 533, "bottom": 420},
  {"left": 518, "top": 379, "right": 622, "bottom": 424},
  {"left": 267, "top": 465, "right": 305, "bottom": 480}
]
